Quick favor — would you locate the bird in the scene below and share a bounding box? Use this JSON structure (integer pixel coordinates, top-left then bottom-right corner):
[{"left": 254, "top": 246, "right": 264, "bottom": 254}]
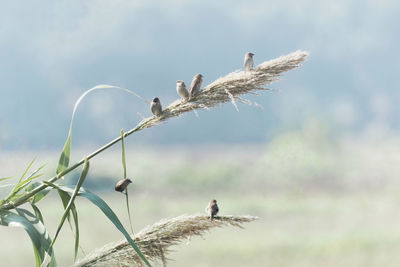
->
[
  {"left": 190, "top": 74, "right": 203, "bottom": 97},
  {"left": 115, "top": 178, "right": 132, "bottom": 193},
  {"left": 176, "top": 80, "right": 189, "bottom": 100},
  {"left": 206, "top": 199, "right": 219, "bottom": 221},
  {"left": 244, "top": 52, "right": 254, "bottom": 72},
  {"left": 150, "top": 97, "right": 162, "bottom": 116}
]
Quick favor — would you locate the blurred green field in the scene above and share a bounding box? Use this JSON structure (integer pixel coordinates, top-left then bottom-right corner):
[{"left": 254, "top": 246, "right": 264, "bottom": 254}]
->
[
  {"left": 2, "top": 191, "right": 400, "bottom": 266},
  {"left": 1, "top": 126, "right": 400, "bottom": 266}
]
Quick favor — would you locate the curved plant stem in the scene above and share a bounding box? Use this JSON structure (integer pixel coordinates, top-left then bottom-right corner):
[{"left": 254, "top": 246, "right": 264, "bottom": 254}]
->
[
  {"left": 0, "top": 50, "right": 309, "bottom": 211},
  {"left": 125, "top": 189, "right": 134, "bottom": 235},
  {"left": 0, "top": 125, "right": 142, "bottom": 210}
]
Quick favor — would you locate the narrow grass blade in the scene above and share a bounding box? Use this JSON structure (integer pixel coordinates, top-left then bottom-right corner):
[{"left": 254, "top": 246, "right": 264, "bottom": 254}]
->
[
  {"left": 33, "top": 244, "right": 43, "bottom": 267},
  {"left": 16, "top": 208, "right": 57, "bottom": 267},
  {"left": 71, "top": 201, "right": 80, "bottom": 261},
  {"left": 25, "top": 163, "right": 47, "bottom": 182},
  {"left": 120, "top": 129, "right": 133, "bottom": 233},
  {"left": 56, "top": 189, "right": 80, "bottom": 261},
  {"left": 0, "top": 176, "right": 13, "bottom": 182},
  {"left": 11, "top": 174, "right": 43, "bottom": 196},
  {"left": 46, "top": 184, "right": 151, "bottom": 266},
  {"left": 7, "top": 162, "right": 46, "bottom": 201},
  {"left": 72, "top": 187, "right": 150, "bottom": 266},
  {"left": 57, "top": 189, "right": 73, "bottom": 225},
  {"left": 56, "top": 84, "right": 148, "bottom": 175},
  {"left": 31, "top": 203, "right": 44, "bottom": 223},
  {"left": 0, "top": 209, "right": 56, "bottom": 267},
  {"left": 57, "top": 135, "right": 71, "bottom": 175},
  {"left": 126, "top": 190, "right": 134, "bottom": 234},
  {"left": 49, "top": 159, "right": 89, "bottom": 256},
  {"left": 25, "top": 182, "right": 51, "bottom": 204},
  {"left": 121, "top": 129, "right": 127, "bottom": 179},
  {"left": 7, "top": 158, "right": 36, "bottom": 198},
  {"left": 33, "top": 187, "right": 51, "bottom": 203},
  {"left": 17, "top": 158, "right": 36, "bottom": 184}
]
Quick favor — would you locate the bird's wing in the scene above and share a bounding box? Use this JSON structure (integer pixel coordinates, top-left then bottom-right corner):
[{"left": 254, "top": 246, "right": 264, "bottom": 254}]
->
[{"left": 190, "top": 78, "right": 198, "bottom": 91}]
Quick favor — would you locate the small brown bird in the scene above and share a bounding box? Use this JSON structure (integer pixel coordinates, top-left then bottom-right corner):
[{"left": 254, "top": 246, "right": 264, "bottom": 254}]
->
[
  {"left": 190, "top": 74, "right": 203, "bottom": 97},
  {"left": 206, "top": 199, "right": 219, "bottom": 221},
  {"left": 176, "top": 80, "right": 189, "bottom": 99},
  {"left": 244, "top": 52, "right": 254, "bottom": 72},
  {"left": 115, "top": 178, "right": 132, "bottom": 193},
  {"left": 150, "top": 97, "right": 162, "bottom": 116}
]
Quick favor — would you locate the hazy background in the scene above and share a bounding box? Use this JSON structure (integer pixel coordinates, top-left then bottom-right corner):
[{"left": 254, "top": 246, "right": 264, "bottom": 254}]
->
[
  {"left": 1, "top": 0, "right": 399, "bottom": 148},
  {"left": 1, "top": 1, "right": 400, "bottom": 266}
]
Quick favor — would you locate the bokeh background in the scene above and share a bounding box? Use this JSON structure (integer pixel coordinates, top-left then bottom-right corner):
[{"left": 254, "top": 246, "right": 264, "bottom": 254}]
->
[{"left": 1, "top": 1, "right": 400, "bottom": 266}]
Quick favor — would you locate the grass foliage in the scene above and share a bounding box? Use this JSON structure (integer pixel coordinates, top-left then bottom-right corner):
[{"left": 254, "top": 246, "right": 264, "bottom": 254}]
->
[{"left": 0, "top": 50, "right": 308, "bottom": 266}]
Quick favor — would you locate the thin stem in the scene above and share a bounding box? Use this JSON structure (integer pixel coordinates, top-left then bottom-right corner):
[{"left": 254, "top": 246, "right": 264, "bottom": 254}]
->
[
  {"left": 125, "top": 189, "right": 134, "bottom": 235},
  {"left": 121, "top": 129, "right": 127, "bottom": 179},
  {"left": 0, "top": 124, "right": 142, "bottom": 210},
  {"left": 0, "top": 50, "right": 309, "bottom": 211}
]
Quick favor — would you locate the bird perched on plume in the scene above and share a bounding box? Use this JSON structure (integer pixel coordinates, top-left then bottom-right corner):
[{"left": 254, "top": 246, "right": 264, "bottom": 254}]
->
[
  {"left": 206, "top": 199, "right": 219, "bottom": 221},
  {"left": 244, "top": 52, "right": 254, "bottom": 72},
  {"left": 115, "top": 178, "right": 132, "bottom": 194},
  {"left": 176, "top": 80, "right": 189, "bottom": 100},
  {"left": 150, "top": 97, "right": 162, "bottom": 116},
  {"left": 190, "top": 74, "right": 203, "bottom": 97}
]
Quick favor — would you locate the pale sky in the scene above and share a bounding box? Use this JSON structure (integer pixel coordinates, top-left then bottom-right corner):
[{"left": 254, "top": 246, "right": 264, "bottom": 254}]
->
[{"left": 1, "top": 0, "right": 399, "bottom": 148}]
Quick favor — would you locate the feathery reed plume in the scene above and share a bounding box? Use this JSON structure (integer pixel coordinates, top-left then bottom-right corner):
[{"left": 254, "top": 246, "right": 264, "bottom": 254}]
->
[
  {"left": 136, "top": 50, "right": 309, "bottom": 131},
  {"left": 75, "top": 214, "right": 258, "bottom": 267},
  {"left": 0, "top": 50, "right": 308, "bottom": 212}
]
